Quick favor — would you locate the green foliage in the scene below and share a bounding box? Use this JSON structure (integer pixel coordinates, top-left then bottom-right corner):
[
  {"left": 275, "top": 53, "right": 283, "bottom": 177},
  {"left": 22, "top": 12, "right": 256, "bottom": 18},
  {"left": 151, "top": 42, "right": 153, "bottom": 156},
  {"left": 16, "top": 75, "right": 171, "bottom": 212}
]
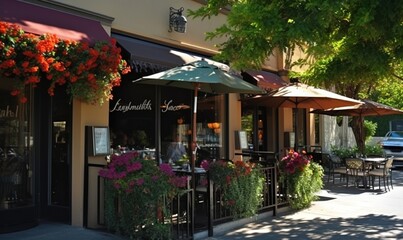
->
[
  {"left": 204, "top": 160, "right": 264, "bottom": 219},
  {"left": 364, "top": 120, "right": 377, "bottom": 142},
  {"left": 286, "top": 162, "right": 324, "bottom": 210},
  {"left": 190, "top": 0, "right": 403, "bottom": 160},
  {"left": 331, "top": 145, "right": 383, "bottom": 158},
  {"left": 365, "top": 144, "right": 384, "bottom": 156},
  {"left": 367, "top": 78, "right": 403, "bottom": 136},
  {"left": 278, "top": 151, "right": 324, "bottom": 210},
  {"left": 189, "top": 0, "right": 403, "bottom": 106},
  {"left": 331, "top": 146, "right": 359, "bottom": 159},
  {"left": 223, "top": 168, "right": 264, "bottom": 218}
]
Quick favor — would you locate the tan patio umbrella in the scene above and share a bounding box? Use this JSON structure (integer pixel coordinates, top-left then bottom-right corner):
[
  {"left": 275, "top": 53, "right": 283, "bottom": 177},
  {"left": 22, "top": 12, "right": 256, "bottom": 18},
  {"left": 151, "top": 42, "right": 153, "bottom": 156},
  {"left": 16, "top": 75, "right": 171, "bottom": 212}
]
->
[
  {"left": 311, "top": 99, "right": 403, "bottom": 154},
  {"left": 242, "top": 82, "right": 361, "bottom": 149},
  {"left": 134, "top": 59, "right": 265, "bottom": 190}
]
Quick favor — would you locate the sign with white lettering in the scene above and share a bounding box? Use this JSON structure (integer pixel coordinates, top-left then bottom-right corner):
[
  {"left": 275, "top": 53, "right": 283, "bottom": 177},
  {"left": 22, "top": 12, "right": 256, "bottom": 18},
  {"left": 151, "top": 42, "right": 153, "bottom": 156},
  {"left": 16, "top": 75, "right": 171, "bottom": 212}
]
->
[
  {"left": 110, "top": 98, "right": 189, "bottom": 113},
  {"left": 110, "top": 99, "right": 152, "bottom": 112}
]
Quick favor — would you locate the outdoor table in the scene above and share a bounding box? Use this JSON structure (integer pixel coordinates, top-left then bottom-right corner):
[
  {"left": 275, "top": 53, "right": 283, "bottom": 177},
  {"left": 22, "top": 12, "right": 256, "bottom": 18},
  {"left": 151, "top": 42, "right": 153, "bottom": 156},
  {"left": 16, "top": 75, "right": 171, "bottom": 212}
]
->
[
  {"left": 361, "top": 157, "right": 387, "bottom": 169},
  {"left": 361, "top": 157, "right": 387, "bottom": 163}
]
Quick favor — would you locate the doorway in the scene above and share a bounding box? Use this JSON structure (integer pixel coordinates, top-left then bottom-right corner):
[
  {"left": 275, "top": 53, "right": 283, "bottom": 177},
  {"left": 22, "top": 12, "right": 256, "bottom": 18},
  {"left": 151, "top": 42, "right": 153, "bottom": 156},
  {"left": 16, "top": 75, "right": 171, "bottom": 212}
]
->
[{"left": 38, "top": 87, "right": 71, "bottom": 223}]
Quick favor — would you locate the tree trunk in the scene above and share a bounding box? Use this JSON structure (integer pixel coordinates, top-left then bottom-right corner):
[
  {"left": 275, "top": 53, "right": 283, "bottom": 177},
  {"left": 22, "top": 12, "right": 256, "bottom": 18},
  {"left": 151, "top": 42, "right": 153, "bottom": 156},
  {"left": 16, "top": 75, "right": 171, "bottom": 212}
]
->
[{"left": 350, "top": 116, "right": 365, "bottom": 155}]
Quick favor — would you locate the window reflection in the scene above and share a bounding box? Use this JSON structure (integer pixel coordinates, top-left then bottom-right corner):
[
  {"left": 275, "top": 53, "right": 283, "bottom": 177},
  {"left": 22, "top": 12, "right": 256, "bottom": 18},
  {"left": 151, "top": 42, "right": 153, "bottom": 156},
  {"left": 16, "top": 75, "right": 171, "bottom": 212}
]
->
[{"left": 0, "top": 83, "right": 32, "bottom": 210}]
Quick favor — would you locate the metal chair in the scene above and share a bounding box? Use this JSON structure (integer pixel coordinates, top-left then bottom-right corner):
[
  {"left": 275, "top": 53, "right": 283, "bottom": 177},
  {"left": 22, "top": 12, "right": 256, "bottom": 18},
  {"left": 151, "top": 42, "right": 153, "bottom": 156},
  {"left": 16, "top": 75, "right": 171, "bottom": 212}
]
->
[
  {"left": 345, "top": 158, "right": 368, "bottom": 187},
  {"left": 368, "top": 157, "right": 394, "bottom": 191},
  {"left": 324, "top": 154, "right": 347, "bottom": 184}
]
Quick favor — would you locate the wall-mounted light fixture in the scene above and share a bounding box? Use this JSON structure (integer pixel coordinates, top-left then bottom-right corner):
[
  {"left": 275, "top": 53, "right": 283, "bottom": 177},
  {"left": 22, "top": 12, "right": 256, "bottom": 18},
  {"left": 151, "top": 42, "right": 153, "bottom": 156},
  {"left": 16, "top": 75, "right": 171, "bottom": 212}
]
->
[{"left": 169, "top": 7, "right": 187, "bottom": 33}]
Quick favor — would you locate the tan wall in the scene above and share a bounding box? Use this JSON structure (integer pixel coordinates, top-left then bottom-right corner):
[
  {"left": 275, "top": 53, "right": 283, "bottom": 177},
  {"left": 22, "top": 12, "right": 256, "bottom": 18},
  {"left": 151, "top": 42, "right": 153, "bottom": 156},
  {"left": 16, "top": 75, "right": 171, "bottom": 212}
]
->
[
  {"left": 228, "top": 94, "right": 243, "bottom": 162},
  {"left": 56, "top": 0, "right": 226, "bottom": 55},
  {"left": 71, "top": 100, "right": 109, "bottom": 227},
  {"left": 56, "top": 0, "right": 280, "bottom": 70},
  {"left": 308, "top": 110, "right": 316, "bottom": 146}
]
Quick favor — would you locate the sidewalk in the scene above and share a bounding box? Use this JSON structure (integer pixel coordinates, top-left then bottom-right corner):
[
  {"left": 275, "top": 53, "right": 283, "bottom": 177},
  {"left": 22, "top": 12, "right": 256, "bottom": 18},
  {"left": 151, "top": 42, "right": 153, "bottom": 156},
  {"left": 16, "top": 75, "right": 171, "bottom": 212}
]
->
[
  {"left": 2, "top": 169, "right": 403, "bottom": 240},
  {"left": 211, "top": 168, "right": 403, "bottom": 240},
  {"left": 0, "top": 221, "right": 124, "bottom": 240}
]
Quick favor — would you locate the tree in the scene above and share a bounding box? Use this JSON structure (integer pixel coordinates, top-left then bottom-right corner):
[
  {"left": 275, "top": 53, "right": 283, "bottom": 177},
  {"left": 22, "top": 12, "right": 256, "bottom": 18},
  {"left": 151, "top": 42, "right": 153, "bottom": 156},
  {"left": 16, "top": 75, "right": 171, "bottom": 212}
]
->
[{"left": 189, "top": 0, "right": 403, "bottom": 153}]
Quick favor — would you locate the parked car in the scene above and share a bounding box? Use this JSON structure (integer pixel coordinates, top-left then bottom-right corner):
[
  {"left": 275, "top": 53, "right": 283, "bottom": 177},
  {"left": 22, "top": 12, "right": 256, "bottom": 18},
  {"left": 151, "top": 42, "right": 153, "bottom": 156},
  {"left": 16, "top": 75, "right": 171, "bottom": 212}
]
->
[{"left": 381, "top": 131, "right": 403, "bottom": 167}]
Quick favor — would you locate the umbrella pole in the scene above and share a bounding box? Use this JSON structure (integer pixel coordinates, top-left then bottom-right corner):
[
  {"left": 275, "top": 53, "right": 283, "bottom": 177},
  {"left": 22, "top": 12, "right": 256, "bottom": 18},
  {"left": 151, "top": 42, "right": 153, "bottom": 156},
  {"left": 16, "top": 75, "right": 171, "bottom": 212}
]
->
[
  {"left": 359, "top": 115, "right": 365, "bottom": 156},
  {"left": 191, "top": 83, "right": 200, "bottom": 191},
  {"left": 294, "top": 107, "right": 298, "bottom": 151}
]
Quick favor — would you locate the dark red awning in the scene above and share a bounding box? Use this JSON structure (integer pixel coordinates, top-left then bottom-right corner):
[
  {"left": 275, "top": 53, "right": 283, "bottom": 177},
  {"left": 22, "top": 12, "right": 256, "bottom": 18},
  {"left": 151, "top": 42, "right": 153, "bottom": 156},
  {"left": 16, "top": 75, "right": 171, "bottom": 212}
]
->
[
  {"left": 0, "top": 0, "right": 110, "bottom": 43},
  {"left": 242, "top": 70, "right": 287, "bottom": 90}
]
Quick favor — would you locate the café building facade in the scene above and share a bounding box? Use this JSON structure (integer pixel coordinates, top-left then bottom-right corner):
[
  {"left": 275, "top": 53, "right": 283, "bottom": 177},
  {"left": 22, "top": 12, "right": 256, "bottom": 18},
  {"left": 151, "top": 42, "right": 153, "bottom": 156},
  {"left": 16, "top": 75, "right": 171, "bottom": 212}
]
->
[{"left": 0, "top": 0, "right": 317, "bottom": 233}]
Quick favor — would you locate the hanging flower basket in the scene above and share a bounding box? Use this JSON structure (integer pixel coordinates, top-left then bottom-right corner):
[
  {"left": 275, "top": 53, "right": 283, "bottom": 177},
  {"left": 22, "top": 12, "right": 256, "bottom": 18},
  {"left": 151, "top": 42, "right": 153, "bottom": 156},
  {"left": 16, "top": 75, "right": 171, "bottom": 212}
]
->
[{"left": 0, "top": 21, "right": 131, "bottom": 105}]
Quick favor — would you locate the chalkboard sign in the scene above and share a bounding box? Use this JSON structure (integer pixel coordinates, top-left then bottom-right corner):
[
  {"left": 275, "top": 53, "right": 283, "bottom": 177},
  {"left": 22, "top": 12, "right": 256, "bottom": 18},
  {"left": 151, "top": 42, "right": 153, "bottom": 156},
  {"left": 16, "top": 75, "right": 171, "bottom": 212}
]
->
[
  {"left": 235, "top": 131, "right": 248, "bottom": 150},
  {"left": 86, "top": 126, "right": 110, "bottom": 156}
]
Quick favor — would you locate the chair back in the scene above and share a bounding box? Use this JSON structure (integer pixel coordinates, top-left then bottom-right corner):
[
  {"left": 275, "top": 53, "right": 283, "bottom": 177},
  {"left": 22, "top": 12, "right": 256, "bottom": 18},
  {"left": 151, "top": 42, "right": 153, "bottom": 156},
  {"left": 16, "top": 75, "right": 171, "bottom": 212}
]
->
[
  {"left": 345, "top": 158, "right": 364, "bottom": 175},
  {"left": 384, "top": 157, "right": 394, "bottom": 172},
  {"left": 345, "top": 158, "right": 363, "bottom": 169}
]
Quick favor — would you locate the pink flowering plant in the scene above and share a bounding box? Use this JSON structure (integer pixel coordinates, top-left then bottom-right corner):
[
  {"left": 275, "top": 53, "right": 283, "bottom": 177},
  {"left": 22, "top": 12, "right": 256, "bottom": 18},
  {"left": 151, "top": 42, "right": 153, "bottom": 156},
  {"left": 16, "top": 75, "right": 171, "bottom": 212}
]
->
[
  {"left": 99, "top": 151, "right": 187, "bottom": 239},
  {"left": 278, "top": 150, "right": 324, "bottom": 210}
]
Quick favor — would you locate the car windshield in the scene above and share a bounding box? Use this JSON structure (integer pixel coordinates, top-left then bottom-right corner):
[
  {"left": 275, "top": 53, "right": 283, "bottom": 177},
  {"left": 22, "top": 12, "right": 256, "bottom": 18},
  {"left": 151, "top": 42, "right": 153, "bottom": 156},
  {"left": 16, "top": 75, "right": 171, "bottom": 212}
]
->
[{"left": 389, "top": 131, "right": 403, "bottom": 138}]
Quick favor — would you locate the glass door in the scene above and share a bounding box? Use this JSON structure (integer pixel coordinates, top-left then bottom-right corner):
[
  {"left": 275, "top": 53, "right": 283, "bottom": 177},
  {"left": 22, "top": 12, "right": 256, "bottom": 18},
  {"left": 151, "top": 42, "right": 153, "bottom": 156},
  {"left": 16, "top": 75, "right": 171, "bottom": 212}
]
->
[{"left": 40, "top": 86, "right": 71, "bottom": 223}]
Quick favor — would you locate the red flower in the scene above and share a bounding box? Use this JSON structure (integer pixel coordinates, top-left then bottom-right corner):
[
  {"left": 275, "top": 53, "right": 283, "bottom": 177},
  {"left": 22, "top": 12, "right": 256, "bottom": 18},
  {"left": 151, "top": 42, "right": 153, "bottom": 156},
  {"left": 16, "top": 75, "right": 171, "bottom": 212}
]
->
[
  {"left": 226, "top": 175, "right": 231, "bottom": 185},
  {"left": 0, "top": 21, "right": 131, "bottom": 104}
]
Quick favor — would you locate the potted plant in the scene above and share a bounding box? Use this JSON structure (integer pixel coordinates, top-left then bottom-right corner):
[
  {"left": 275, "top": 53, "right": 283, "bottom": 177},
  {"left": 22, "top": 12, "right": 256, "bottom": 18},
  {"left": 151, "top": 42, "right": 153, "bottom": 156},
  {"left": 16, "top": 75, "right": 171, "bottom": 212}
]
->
[
  {"left": 278, "top": 150, "right": 324, "bottom": 210},
  {"left": 99, "top": 151, "right": 188, "bottom": 239},
  {"left": 201, "top": 160, "right": 264, "bottom": 219}
]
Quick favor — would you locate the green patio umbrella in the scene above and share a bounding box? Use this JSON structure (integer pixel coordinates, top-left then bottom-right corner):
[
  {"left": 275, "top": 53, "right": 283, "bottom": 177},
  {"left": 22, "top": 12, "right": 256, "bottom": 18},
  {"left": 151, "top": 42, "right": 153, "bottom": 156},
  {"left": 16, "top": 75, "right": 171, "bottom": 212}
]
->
[{"left": 134, "top": 59, "right": 265, "bottom": 189}]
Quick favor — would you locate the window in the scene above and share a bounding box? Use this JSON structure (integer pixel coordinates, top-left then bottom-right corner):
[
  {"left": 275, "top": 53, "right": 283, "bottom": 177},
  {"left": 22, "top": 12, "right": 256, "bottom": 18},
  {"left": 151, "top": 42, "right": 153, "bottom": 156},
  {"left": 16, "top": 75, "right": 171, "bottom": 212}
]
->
[{"left": 0, "top": 81, "right": 33, "bottom": 209}]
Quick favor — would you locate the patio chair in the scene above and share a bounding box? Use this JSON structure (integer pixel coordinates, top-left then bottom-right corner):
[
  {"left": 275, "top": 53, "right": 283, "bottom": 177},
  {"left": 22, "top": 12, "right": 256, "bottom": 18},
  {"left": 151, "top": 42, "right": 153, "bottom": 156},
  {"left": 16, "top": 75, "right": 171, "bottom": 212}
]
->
[
  {"left": 368, "top": 157, "right": 394, "bottom": 191},
  {"left": 323, "top": 154, "right": 347, "bottom": 184},
  {"left": 345, "top": 158, "right": 368, "bottom": 187}
]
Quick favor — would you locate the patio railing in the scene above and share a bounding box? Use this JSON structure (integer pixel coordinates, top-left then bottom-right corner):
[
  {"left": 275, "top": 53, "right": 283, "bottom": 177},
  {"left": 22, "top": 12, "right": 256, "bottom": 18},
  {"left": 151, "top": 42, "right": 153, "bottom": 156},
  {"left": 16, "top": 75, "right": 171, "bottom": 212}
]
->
[{"left": 166, "top": 165, "right": 289, "bottom": 238}]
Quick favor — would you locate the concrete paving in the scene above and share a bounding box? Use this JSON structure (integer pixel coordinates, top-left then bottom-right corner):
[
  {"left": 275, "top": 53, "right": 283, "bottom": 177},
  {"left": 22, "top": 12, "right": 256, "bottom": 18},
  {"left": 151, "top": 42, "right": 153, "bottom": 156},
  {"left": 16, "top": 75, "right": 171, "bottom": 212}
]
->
[
  {"left": 210, "top": 167, "right": 403, "bottom": 240},
  {"left": 2, "top": 168, "right": 403, "bottom": 240}
]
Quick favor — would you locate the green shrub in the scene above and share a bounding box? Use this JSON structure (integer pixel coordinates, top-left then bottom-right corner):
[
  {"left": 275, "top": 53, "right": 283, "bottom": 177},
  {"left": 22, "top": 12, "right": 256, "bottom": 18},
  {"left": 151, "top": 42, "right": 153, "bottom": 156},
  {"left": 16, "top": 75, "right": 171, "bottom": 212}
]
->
[
  {"left": 331, "top": 146, "right": 358, "bottom": 159},
  {"left": 278, "top": 151, "right": 324, "bottom": 210},
  {"left": 202, "top": 160, "right": 264, "bottom": 219}
]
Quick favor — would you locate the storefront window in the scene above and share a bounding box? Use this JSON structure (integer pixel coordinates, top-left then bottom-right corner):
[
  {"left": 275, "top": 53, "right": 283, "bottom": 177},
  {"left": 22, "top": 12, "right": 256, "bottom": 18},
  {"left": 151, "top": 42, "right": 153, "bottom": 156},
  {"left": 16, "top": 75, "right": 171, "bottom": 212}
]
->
[
  {"left": 161, "top": 89, "right": 226, "bottom": 165},
  {"left": 160, "top": 87, "right": 192, "bottom": 163},
  {"left": 241, "top": 107, "right": 267, "bottom": 151},
  {"left": 109, "top": 83, "right": 156, "bottom": 152},
  {"left": 0, "top": 81, "right": 33, "bottom": 210},
  {"left": 110, "top": 81, "right": 226, "bottom": 166}
]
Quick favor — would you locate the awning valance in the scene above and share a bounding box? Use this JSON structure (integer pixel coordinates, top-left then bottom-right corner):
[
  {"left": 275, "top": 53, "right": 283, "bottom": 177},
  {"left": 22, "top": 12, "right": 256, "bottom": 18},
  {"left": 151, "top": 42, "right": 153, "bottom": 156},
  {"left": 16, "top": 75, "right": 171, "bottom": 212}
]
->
[
  {"left": 112, "top": 33, "right": 229, "bottom": 73},
  {"left": 242, "top": 70, "right": 287, "bottom": 91},
  {"left": 0, "top": 0, "right": 110, "bottom": 43}
]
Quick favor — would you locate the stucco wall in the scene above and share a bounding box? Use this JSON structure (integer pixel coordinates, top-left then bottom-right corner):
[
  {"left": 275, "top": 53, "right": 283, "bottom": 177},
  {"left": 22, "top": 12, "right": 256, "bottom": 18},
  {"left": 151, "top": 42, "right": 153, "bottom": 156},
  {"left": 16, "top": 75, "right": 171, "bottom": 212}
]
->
[{"left": 71, "top": 100, "right": 109, "bottom": 227}]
